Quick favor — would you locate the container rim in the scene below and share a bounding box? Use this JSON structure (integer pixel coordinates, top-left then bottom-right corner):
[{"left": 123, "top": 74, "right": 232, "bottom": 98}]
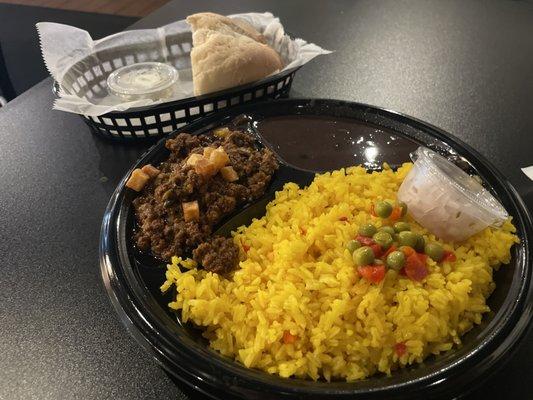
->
[
  {"left": 414, "top": 146, "right": 508, "bottom": 225},
  {"left": 107, "top": 62, "right": 179, "bottom": 97}
]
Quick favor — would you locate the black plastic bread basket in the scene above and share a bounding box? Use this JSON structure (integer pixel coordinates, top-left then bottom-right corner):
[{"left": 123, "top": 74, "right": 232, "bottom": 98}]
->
[{"left": 54, "top": 28, "right": 299, "bottom": 141}]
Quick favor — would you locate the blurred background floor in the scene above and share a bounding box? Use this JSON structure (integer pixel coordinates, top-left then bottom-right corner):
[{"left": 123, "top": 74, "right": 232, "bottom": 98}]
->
[{"left": 0, "top": 0, "right": 169, "bottom": 17}]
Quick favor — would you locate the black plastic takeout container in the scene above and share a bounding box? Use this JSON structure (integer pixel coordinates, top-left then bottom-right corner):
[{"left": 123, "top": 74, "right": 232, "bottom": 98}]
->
[{"left": 100, "top": 99, "right": 533, "bottom": 399}]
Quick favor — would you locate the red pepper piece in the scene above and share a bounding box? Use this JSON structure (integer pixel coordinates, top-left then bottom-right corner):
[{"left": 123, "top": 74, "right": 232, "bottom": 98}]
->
[
  {"left": 400, "top": 246, "right": 416, "bottom": 257},
  {"left": 395, "top": 342, "right": 407, "bottom": 357},
  {"left": 357, "top": 265, "right": 386, "bottom": 284},
  {"left": 389, "top": 206, "right": 402, "bottom": 221},
  {"left": 442, "top": 250, "right": 456, "bottom": 262},
  {"left": 370, "top": 243, "right": 383, "bottom": 258},
  {"left": 356, "top": 235, "right": 375, "bottom": 246},
  {"left": 405, "top": 253, "right": 428, "bottom": 281},
  {"left": 417, "top": 253, "right": 428, "bottom": 263},
  {"left": 283, "top": 331, "right": 297, "bottom": 344}
]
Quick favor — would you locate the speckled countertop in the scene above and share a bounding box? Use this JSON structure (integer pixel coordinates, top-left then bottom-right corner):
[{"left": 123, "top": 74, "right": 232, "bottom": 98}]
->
[{"left": 0, "top": 1, "right": 532, "bottom": 399}]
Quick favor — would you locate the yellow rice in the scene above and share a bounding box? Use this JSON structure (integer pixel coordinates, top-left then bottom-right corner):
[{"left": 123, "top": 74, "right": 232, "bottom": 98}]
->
[{"left": 161, "top": 163, "right": 518, "bottom": 381}]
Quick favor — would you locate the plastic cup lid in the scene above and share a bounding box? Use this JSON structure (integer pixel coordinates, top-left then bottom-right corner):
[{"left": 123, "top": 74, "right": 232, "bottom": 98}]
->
[
  {"left": 107, "top": 62, "right": 178, "bottom": 96},
  {"left": 412, "top": 147, "right": 508, "bottom": 226}
]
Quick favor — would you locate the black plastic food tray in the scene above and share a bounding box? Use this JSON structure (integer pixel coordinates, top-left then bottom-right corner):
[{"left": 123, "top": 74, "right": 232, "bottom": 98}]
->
[{"left": 100, "top": 99, "right": 532, "bottom": 400}]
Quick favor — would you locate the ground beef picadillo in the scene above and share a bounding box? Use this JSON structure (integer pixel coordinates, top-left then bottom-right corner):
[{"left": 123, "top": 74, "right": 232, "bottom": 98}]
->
[{"left": 133, "top": 129, "right": 278, "bottom": 273}]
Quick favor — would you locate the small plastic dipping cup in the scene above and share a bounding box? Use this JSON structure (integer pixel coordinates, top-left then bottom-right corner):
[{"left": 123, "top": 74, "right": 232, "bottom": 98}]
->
[
  {"left": 397, "top": 147, "right": 508, "bottom": 242},
  {"left": 107, "top": 62, "right": 178, "bottom": 101}
]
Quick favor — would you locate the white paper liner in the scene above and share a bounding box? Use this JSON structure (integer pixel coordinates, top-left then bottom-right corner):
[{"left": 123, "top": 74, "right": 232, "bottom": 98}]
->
[{"left": 37, "top": 12, "right": 331, "bottom": 117}]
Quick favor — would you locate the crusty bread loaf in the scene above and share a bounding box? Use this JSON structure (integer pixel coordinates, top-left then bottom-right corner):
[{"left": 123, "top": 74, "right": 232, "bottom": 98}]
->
[
  {"left": 187, "top": 12, "right": 266, "bottom": 44},
  {"left": 187, "top": 12, "right": 283, "bottom": 96}
]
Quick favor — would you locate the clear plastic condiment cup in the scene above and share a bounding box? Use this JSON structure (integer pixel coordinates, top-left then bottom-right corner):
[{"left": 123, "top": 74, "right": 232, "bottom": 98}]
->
[
  {"left": 397, "top": 147, "right": 508, "bottom": 242},
  {"left": 107, "top": 62, "right": 178, "bottom": 101}
]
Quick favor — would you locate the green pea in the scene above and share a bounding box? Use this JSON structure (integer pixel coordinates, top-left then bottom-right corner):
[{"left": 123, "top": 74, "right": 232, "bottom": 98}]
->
[
  {"left": 414, "top": 234, "right": 425, "bottom": 252},
  {"left": 424, "top": 243, "right": 444, "bottom": 262},
  {"left": 397, "top": 201, "right": 408, "bottom": 217},
  {"left": 375, "top": 201, "right": 393, "bottom": 218},
  {"left": 393, "top": 222, "right": 411, "bottom": 233},
  {"left": 346, "top": 240, "right": 361, "bottom": 253},
  {"left": 397, "top": 231, "right": 418, "bottom": 248},
  {"left": 162, "top": 189, "right": 175, "bottom": 201},
  {"left": 386, "top": 251, "right": 406, "bottom": 270},
  {"left": 353, "top": 246, "right": 375, "bottom": 266},
  {"left": 358, "top": 223, "right": 377, "bottom": 237},
  {"left": 379, "top": 226, "right": 396, "bottom": 236},
  {"left": 373, "top": 231, "right": 393, "bottom": 250}
]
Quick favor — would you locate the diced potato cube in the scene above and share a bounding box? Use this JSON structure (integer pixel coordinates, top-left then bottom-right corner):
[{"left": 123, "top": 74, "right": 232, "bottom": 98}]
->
[
  {"left": 182, "top": 201, "right": 200, "bottom": 222},
  {"left": 209, "top": 146, "right": 230, "bottom": 170},
  {"left": 141, "top": 164, "right": 160, "bottom": 178},
  {"left": 126, "top": 169, "right": 150, "bottom": 191},
  {"left": 203, "top": 146, "right": 216, "bottom": 158},
  {"left": 194, "top": 158, "right": 217, "bottom": 177},
  {"left": 220, "top": 166, "right": 239, "bottom": 182},
  {"left": 186, "top": 153, "right": 204, "bottom": 167},
  {"left": 213, "top": 127, "right": 231, "bottom": 138}
]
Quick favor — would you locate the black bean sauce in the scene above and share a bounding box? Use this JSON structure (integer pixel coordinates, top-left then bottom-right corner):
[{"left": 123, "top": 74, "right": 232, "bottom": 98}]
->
[{"left": 254, "top": 115, "right": 419, "bottom": 171}]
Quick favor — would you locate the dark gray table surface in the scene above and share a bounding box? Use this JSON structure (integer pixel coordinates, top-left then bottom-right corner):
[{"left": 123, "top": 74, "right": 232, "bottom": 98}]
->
[{"left": 1, "top": 1, "right": 532, "bottom": 399}]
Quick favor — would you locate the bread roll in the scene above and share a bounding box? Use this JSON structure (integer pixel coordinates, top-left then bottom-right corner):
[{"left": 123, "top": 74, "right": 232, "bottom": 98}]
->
[
  {"left": 187, "top": 12, "right": 283, "bottom": 96},
  {"left": 187, "top": 12, "right": 266, "bottom": 44}
]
